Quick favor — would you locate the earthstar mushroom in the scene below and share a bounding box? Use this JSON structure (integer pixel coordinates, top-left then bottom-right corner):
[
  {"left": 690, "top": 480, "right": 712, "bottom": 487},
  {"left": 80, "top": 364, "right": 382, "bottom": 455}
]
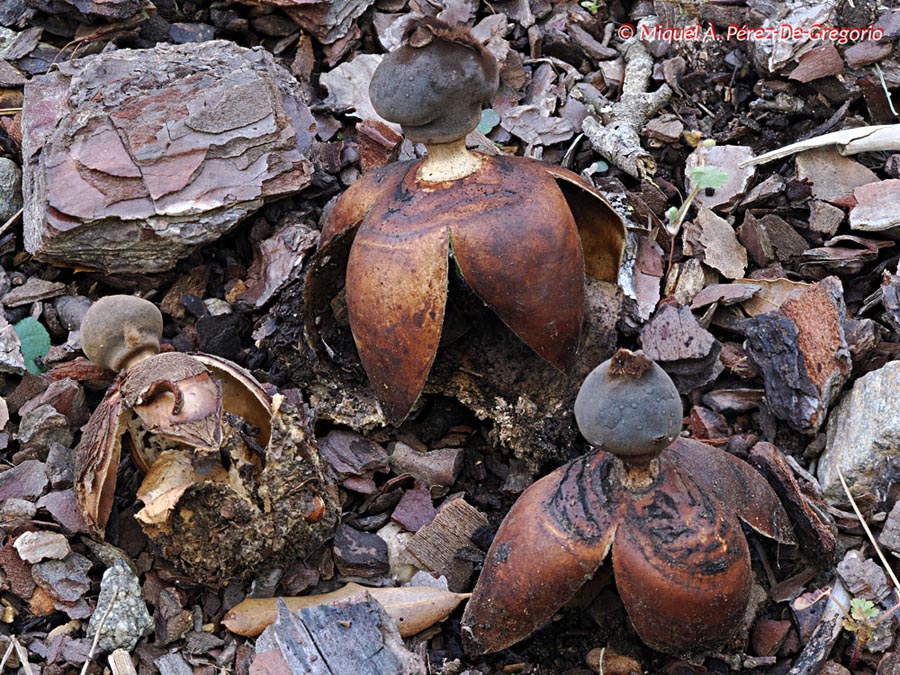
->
[
  {"left": 305, "top": 18, "right": 627, "bottom": 424},
  {"left": 462, "top": 350, "right": 796, "bottom": 655},
  {"left": 74, "top": 295, "right": 339, "bottom": 585}
]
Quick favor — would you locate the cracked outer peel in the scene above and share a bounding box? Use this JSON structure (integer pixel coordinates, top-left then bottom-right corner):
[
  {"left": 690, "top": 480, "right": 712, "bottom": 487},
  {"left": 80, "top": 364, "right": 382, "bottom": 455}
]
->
[
  {"left": 346, "top": 188, "right": 450, "bottom": 423},
  {"left": 544, "top": 165, "right": 626, "bottom": 283},
  {"left": 612, "top": 457, "right": 751, "bottom": 654},
  {"left": 73, "top": 385, "right": 128, "bottom": 535},
  {"left": 667, "top": 438, "right": 796, "bottom": 544},
  {"left": 449, "top": 156, "right": 585, "bottom": 370},
  {"left": 463, "top": 450, "right": 618, "bottom": 654}
]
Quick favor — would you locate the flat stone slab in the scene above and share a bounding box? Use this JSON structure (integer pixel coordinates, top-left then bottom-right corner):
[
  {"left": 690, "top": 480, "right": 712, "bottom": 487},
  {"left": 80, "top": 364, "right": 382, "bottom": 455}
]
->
[{"left": 22, "top": 40, "right": 315, "bottom": 273}]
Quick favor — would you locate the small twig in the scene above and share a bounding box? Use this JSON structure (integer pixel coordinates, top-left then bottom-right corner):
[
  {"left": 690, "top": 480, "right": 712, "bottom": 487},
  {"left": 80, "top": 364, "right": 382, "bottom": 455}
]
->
[
  {"left": 875, "top": 64, "right": 899, "bottom": 118},
  {"left": 0, "top": 207, "right": 23, "bottom": 239},
  {"left": 0, "top": 108, "right": 21, "bottom": 115},
  {"left": 837, "top": 468, "right": 900, "bottom": 592},
  {"left": 0, "top": 638, "right": 14, "bottom": 670},
  {"left": 81, "top": 585, "right": 120, "bottom": 675}
]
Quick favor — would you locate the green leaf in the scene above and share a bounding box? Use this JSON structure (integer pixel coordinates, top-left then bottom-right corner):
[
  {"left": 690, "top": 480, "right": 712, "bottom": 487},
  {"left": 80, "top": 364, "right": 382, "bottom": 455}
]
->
[
  {"left": 665, "top": 206, "right": 679, "bottom": 223},
  {"left": 477, "top": 109, "right": 501, "bottom": 135},
  {"left": 14, "top": 317, "right": 50, "bottom": 374},
  {"left": 849, "top": 597, "right": 878, "bottom": 622},
  {"left": 686, "top": 165, "right": 730, "bottom": 191}
]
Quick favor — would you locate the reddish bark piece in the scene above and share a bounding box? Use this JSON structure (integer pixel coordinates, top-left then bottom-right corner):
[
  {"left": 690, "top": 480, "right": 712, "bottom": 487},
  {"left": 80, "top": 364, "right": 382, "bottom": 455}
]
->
[
  {"left": 0, "top": 539, "right": 36, "bottom": 598},
  {"left": 32, "top": 553, "right": 91, "bottom": 603},
  {"left": 688, "top": 406, "right": 730, "bottom": 439},
  {"left": 749, "top": 442, "right": 837, "bottom": 567},
  {"left": 788, "top": 43, "right": 844, "bottom": 83},
  {"left": 391, "top": 485, "right": 437, "bottom": 532},
  {"left": 690, "top": 283, "right": 760, "bottom": 310},
  {"left": 358, "top": 119, "right": 403, "bottom": 171},
  {"left": 22, "top": 41, "right": 314, "bottom": 273},
  {"left": 752, "top": 618, "right": 793, "bottom": 656},
  {"left": 744, "top": 277, "right": 851, "bottom": 433},
  {"left": 18, "top": 378, "right": 88, "bottom": 428},
  {"left": 36, "top": 490, "right": 90, "bottom": 534},
  {"left": 237, "top": 224, "right": 318, "bottom": 310}
]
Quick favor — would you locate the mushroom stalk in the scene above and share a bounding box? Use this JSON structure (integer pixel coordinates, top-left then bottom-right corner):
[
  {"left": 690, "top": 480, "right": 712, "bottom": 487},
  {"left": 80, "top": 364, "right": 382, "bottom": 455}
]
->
[
  {"left": 122, "top": 345, "right": 158, "bottom": 371},
  {"left": 418, "top": 139, "right": 483, "bottom": 183},
  {"left": 614, "top": 457, "right": 659, "bottom": 490}
]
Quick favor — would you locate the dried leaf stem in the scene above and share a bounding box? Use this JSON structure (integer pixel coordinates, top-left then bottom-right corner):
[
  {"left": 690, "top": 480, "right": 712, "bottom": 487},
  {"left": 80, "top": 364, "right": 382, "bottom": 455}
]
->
[{"left": 837, "top": 468, "right": 900, "bottom": 593}]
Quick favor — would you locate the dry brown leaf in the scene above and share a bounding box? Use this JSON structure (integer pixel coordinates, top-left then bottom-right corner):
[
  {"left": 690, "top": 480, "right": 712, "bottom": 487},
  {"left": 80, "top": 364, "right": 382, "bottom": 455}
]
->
[
  {"left": 223, "top": 582, "right": 470, "bottom": 637},
  {"left": 736, "top": 278, "right": 809, "bottom": 316}
]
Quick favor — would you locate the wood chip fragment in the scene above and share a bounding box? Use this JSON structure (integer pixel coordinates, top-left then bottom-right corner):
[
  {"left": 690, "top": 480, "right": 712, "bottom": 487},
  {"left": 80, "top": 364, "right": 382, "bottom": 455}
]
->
[{"left": 401, "top": 498, "right": 487, "bottom": 592}]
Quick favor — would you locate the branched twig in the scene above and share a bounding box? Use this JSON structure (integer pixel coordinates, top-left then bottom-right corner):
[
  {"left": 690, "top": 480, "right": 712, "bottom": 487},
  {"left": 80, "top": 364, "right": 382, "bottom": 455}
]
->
[{"left": 581, "top": 17, "right": 672, "bottom": 178}]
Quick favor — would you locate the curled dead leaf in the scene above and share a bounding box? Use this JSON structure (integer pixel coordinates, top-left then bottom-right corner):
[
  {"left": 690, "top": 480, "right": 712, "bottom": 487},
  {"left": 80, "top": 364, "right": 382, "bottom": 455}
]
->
[{"left": 223, "top": 582, "right": 470, "bottom": 637}]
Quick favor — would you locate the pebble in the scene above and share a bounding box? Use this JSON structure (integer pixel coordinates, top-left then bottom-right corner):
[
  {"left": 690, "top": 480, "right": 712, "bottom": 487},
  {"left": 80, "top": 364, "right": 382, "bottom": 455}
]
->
[
  {"left": 818, "top": 360, "right": 900, "bottom": 503},
  {"left": 87, "top": 561, "right": 153, "bottom": 653},
  {"left": 13, "top": 530, "right": 71, "bottom": 563}
]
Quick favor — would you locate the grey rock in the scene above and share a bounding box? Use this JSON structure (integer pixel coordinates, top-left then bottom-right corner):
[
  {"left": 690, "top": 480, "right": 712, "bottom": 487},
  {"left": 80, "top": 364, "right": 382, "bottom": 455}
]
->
[
  {"left": 879, "top": 499, "right": 900, "bottom": 556},
  {"left": 0, "top": 158, "right": 21, "bottom": 224},
  {"left": 0, "top": 497, "right": 36, "bottom": 528},
  {"left": 24, "top": 0, "right": 146, "bottom": 20},
  {"left": 32, "top": 552, "right": 92, "bottom": 602},
  {"left": 0, "top": 315, "right": 25, "bottom": 375},
  {"left": 17, "top": 403, "right": 72, "bottom": 453},
  {"left": 46, "top": 441, "right": 74, "bottom": 489},
  {"left": 0, "top": 459, "right": 47, "bottom": 501},
  {"left": 22, "top": 40, "right": 315, "bottom": 273},
  {"left": 53, "top": 295, "right": 92, "bottom": 331},
  {"left": 818, "top": 360, "right": 900, "bottom": 504},
  {"left": 87, "top": 560, "right": 153, "bottom": 653}
]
